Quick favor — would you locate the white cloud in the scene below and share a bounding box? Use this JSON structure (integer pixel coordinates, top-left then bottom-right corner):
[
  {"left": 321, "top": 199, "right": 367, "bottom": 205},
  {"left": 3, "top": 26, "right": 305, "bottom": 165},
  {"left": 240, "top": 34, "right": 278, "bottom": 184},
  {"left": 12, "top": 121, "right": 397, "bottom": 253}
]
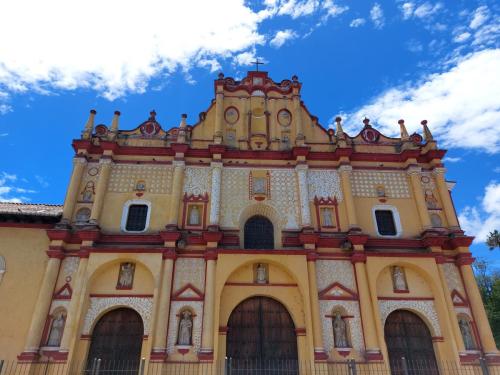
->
[
  {"left": 0, "top": 133, "right": 8, "bottom": 137},
  {"left": 322, "top": 0, "right": 349, "bottom": 19},
  {"left": 344, "top": 49, "right": 500, "bottom": 153},
  {"left": 413, "top": 2, "right": 442, "bottom": 18},
  {"left": 469, "top": 6, "right": 490, "bottom": 30},
  {"left": 0, "top": 104, "right": 12, "bottom": 115},
  {"left": 370, "top": 3, "right": 385, "bottom": 29},
  {"left": 233, "top": 50, "right": 265, "bottom": 67},
  {"left": 0, "top": 172, "right": 35, "bottom": 203},
  {"left": 494, "top": 167, "right": 500, "bottom": 173},
  {"left": 459, "top": 181, "right": 500, "bottom": 242},
  {"left": 401, "top": 2, "right": 415, "bottom": 19},
  {"left": 350, "top": 18, "right": 366, "bottom": 28},
  {"left": 270, "top": 29, "right": 298, "bottom": 48},
  {"left": 443, "top": 156, "right": 461, "bottom": 163},
  {"left": 0, "top": 0, "right": 272, "bottom": 101},
  {"left": 406, "top": 39, "right": 424, "bottom": 53},
  {"left": 453, "top": 32, "right": 471, "bottom": 43},
  {"left": 35, "top": 175, "right": 49, "bottom": 188}
]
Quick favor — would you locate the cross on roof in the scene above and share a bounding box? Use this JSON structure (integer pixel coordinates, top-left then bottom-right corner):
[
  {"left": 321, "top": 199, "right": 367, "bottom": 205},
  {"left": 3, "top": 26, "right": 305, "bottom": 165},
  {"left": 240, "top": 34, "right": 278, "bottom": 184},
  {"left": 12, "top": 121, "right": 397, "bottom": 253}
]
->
[{"left": 251, "top": 58, "right": 265, "bottom": 71}]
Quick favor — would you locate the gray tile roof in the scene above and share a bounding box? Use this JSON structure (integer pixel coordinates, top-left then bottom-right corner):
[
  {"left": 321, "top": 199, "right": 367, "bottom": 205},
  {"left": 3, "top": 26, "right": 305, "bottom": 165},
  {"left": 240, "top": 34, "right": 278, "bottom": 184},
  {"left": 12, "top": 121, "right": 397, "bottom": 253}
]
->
[{"left": 0, "top": 202, "right": 63, "bottom": 217}]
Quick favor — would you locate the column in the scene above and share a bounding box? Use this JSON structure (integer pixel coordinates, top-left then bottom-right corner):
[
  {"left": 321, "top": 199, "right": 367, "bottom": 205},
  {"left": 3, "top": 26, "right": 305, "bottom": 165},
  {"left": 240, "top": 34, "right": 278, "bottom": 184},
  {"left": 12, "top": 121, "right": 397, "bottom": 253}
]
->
[
  {"left": 433, "top": 168, "right": 460, "bottom": 229},
  {"left": 167, "top": 161, "right": 185, "bottom": 227},
  {"left": 307, "top": 255, "right": 327, "bottom": 359},
  {"left": 61, "top": 157, "right": 86, "bottom": 223},
  {"left": 21, "top": 254, "right": 63, "bottom": 357},
  {"left": 199, "top": 253, "right": 217, "bottom": 359},
  {"left": 352, "top": 255, "right": 383, "bottom": 360},
  {"left": 214, "top": 91, "right": 224, "bottom": 140},
  {"left": 151, "top": 254, "right": 175, "bottom": 358},
  {"left": 458, "top": 256, "right": 499, "bottom": 356},
  {"left": 339, "top": 165, "right": 359, "bottom": 231},
  {"left": 293, "top": 95, "right": 303, "bottom": 138},
  {"left": 296, "top": 165, "right": 311, "bottom": 227},
  {"left": 435, "top": 259, "right": 465, "bottom": 352},
  {"left": 59, "top": 256, "right": 89, "bottom": 357},
  {"left": 407, "top": 166, "right": 432, "bottom": 229},
  {"left": 208, "top": 162, "right": 222, "bottom": 227},
  {"left": 89, "top": 158, "right": 112, "bottom": 224}
]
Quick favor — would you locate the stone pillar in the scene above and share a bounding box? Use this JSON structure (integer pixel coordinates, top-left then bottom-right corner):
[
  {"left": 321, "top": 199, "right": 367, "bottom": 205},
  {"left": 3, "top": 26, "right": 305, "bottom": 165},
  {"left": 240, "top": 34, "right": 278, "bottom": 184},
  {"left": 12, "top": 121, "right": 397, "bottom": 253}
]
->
[
  {"left": 433, "top": 168, "right": 460, "bottom": 230},
  {"left": 20, "top": 253, "right": 63, "bottom": 359},
  {"left": 435, "top": 258, "right": 465, "bottom": 353},
  {"left": 61, "top": 157, "right": 87, "bottom": 223},
  {"left": 89, "top": 158, "right": 112, "bottom": 224},
  {"left": 199, "top": 252, "right": 217, "bottom": 359},
  {"left": 214, "top": 91, "right": 224, "bottom": 143},
  {"left": 296, "top": 165, "right": 311, "bottom": 227},
  {"left": 458, "top": 255, "right": 499, "bottom": 357},
  {"left": 352, "top": 253, "right": 383, "bottom": 360},
  {"left": 306, "top": 253, "right": 327, "bottom": 359},
  {"left": 59, "top": 256, "right": 89, "bottom": 358},
  {"left": 209, "top": 162, "right": 222, "bottom": 227},
  {"left": 293, "top": 95, "right": 303, "bottom": 142},
  {"left": 167, "top": 161, "right": 185, "bottom": 227},
  {"left": 151, "top": 252, "right": 175, "bottom": 360},
  {"left": 339, "top": 165, "right": 359, "bottom": 231},
  {"left": 407, "top": 166, "right": 432, "bottom": 229}
]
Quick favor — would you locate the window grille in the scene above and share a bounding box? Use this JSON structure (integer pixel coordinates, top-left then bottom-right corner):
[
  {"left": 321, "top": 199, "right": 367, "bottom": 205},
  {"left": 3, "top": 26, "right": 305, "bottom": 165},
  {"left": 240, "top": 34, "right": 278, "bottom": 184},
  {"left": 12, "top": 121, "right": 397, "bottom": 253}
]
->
[
  {"left": 125, "top": 205, "right": 148, "bottom": 231},
  {"left": 375, "top": 210, "right": 397, "bottom": 235}
]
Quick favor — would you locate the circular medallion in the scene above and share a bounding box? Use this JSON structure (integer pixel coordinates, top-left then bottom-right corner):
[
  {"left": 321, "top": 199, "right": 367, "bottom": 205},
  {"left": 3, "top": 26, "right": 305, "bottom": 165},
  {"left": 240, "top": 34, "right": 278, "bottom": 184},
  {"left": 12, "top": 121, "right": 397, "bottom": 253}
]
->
[
  {"left": 421, "top": 176, "right": 431, "bottom": 184},
  {"left": 410, "top": 133, "right": 423, "bottom": 145},
  {"left": 277, "top": 109, "right": 292, "bottom": 127},
  {"left": 87, "top": 167, "right": 99, "bottom": 176},
  {"left": 224, "top": 107, "right": 239, "bottom": 125},
  {"left": 140, "top": 121, "right": 159, "bottom": 136},
  {"left": 94, "top": 125, "right": 108, "bottom": 136},
  {"left": 361, "top": 128, "right": 380, "bottom": 143}
]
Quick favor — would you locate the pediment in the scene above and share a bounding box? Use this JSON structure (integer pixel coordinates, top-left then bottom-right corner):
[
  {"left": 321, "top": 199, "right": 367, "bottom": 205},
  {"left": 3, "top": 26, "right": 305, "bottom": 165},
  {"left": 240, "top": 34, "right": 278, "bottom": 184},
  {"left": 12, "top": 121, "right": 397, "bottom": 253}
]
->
[
  {"left": 451, "top": 289, "right": 468, "bottom": 307},
  {"left": 318, "top": 282, "right": 358, "bottom": 300},
  {"left": 172, "top": 283, "right": 204, "bottom": 301},
  {"left": 53, "top": 283, "right": 72, "bottom": 300}
]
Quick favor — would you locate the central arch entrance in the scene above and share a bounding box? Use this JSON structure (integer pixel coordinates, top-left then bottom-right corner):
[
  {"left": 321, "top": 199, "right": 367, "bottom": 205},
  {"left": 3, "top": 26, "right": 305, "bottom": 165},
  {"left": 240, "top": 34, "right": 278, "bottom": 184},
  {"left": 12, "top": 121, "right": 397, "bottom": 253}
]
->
[
  {"left": 86, "top": 308, "right": 144, "bottom": 371},
  {"left": 244, "top": 215, "right": 274, "bottom": 249},
  {"left": 384, "top": 310, "right": 439, "bottom": 375},
  {"left": 227, "top": 296, "right": 298, "bottom": 364}
]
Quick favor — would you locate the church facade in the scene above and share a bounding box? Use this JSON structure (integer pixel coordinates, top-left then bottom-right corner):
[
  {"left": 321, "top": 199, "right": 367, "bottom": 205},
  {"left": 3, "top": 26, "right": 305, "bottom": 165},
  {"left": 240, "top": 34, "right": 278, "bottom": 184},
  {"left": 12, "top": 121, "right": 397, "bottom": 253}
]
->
[{"left": 0, "top": 71, "right": 498, "bottom": 372}]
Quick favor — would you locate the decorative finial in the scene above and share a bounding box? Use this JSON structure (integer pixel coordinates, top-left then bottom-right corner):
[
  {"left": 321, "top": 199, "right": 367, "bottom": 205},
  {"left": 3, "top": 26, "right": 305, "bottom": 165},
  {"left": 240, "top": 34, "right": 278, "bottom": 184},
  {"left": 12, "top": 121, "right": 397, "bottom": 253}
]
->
[
  {"left": 218, "top": 72, "right": 224, "bottom": 79},
  {"left": 180, "top": 114, "right": 187, "bottom": 128},
  {"left": 177, "top": 114, "right": 188, "bottom": 143},
  {"left": 398, "top": 119, "right": 409, "bottom": 140},
  {"left": 251, "top": 58, "right": 264, "bottom": 71},
  {"left": 149, "top": 110, "right": 156, "bottom": 120},
  {"left": 292, "top": 75, "right": 298, "bottom": 82},
  {"left": 335, "top": 116, "right": 344, "bottom": 137},
  {"left": 108, "top": 111, "right": 120, "bottom": 141},
  {"left": 363, "top": 117, "right": 370, "bottom": 127},
  {"left": 421, "top": 119, "right": 433, "bottom": 142},
  {"left": 81, "top": 109, "right": 97, "bottom": 140}
]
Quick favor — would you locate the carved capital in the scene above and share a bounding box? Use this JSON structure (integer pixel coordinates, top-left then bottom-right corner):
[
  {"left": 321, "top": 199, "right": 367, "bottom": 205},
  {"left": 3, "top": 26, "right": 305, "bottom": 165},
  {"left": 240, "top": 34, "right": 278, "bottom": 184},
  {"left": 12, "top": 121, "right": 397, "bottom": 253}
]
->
[
  {"left": 432, "top": 167, "right": 446, "bottom": 176},
  {"left": 406, "top": 165, "right": 422, "bottom": 175},
  {"left": 338, "top": 164, "right": 352, "bottom": 174}
]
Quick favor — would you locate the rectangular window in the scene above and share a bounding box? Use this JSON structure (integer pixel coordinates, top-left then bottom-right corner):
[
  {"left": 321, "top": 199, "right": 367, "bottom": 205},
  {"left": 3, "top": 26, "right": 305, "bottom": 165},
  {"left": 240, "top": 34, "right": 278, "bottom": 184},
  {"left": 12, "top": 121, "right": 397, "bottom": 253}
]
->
[
  {"left": 125, "top": 204, "right": 148, "bottom": 231},
  {"left": 375, "top": 210, "right": 396, "bottom": 235}
]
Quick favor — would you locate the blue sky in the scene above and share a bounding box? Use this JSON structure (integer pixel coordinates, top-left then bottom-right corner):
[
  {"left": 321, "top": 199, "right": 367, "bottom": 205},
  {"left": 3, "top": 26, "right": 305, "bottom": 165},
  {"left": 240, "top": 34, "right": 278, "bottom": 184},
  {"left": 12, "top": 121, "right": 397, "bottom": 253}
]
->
[{"left": 0, "top": 0, "right": 498, "bottom": 266}]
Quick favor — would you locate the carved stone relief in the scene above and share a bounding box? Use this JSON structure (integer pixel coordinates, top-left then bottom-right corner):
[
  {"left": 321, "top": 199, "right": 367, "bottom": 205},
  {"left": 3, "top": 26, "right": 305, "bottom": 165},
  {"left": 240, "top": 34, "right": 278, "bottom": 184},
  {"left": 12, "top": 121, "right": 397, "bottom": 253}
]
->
[
  {"left": 78, "top": 164, "right": 100, "bottom": 202},
  {"left": 351, "top": 171, "right": 410, "bottom": 198},
  {"left": 443, "top": 263, "right": 465, "bottom": 293},
  {"left": 316, "top": 260, "right": 356, "bottom": 291},
  {"left": 82, "top": 297, "right": 153, "bottom": 335},
  {"left": 108, "top": 164, "right": 173, "bottom": 194},
  {"left": 166, "top": 301, "right": 203, "bottom": 354},
  {"left": 183, "top": 167, "right": 212, "bottom": 196},
  {"left": 173, "top": 258, "right": 206, "bottom": 293},
  {"left": 62, "top": 257, "right": 79, "bottom": 280},
  {"left": 307, "top": 170, "right": 343, "bottom": 201}
]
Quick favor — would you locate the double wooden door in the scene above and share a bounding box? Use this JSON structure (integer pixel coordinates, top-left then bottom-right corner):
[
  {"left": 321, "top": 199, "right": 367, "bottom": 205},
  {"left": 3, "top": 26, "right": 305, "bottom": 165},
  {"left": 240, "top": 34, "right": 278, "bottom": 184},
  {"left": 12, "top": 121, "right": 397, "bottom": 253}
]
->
[{"left": 226, "top": 297, "right": 298, "bottom": 362}]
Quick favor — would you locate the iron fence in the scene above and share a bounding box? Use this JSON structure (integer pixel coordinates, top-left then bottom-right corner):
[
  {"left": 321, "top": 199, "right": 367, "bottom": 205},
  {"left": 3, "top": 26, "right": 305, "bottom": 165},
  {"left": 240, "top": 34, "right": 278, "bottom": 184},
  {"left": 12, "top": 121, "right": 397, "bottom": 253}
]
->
[{"left": 0, "top": 358, "right": 498, "bottom": 375}]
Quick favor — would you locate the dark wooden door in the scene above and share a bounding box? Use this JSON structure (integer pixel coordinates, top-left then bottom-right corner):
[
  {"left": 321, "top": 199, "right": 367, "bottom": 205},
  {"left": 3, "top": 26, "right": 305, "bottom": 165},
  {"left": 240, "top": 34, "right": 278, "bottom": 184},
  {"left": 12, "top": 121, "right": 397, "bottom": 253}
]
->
[
  {"left": 244, "top": 216, "right": 274, "bottom": 249},
  {"left": 385, "top": 310, "right": 439, "bottom": 375},
  {"left": 227, "top": 297, "right": 298, "bottom": 362},
  {"left": 86, "top": 308, "right": 144, "bottom": 372}
]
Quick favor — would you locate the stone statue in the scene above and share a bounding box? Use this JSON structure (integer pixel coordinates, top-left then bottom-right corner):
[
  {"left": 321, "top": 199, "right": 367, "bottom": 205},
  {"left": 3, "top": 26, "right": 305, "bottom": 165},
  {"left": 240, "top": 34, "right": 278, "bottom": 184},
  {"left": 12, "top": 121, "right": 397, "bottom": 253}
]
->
[
  {"left": 189, "top": 205, "right": 200, "bottom": 225},
  {"left": 459, "top": 319, "right": 475, "bottom": 350},
  {"left": 322, "top": 208, "right": 333, "bottom": 226},
  {"left": 47, "top": 313, "right": 65, "bottom": 346},
  {"left": 117, "top": 263, "right": 134, "bottom": 288},
  {"left": 82, "top": 181, "right": 95, "bottom": 202},
  {"left": 425, "top": 190, "right": 439, "bottom": 209},
  {"left": 393, "top": 266, "right": 407, "bottom": 291},
  {"left": 333, "top": 313, "right": 348, "bottom": 348},
  {"left": 178, "top": 310, "right": 193, "bottom": 345},
  {"left": 253, "top": 178, "right": 266, "bottom": 194},
  {"left": 256, "top": 263, "right": 267, "bottom": 284}
]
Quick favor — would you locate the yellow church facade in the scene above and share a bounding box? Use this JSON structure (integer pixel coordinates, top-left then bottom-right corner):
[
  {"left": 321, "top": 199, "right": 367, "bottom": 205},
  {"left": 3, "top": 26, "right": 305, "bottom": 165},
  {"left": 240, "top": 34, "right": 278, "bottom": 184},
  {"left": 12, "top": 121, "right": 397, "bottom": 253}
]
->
[{"left": 0, "top": 71, "right": 498, "bottom": 373}]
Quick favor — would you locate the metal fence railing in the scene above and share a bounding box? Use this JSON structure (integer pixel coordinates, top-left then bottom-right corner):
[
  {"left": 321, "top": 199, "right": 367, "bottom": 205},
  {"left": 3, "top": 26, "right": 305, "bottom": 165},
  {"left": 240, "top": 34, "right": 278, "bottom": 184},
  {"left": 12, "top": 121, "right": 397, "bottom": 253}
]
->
[{"left": 0, "top": 358, "right": 498, "bottom": 375}]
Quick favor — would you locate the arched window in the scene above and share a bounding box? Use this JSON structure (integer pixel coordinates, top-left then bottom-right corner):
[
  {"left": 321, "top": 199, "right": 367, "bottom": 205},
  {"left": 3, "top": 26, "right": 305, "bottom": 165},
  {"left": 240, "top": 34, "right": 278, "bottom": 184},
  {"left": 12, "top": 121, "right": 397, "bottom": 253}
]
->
[
  {"left": 121, "top": 200, "right": 151, "bottom": 232},
  {"left": 372, "top": 205, "right": 402, "bottom": 237},
  {"left": 244, "top": 215, "right": 274, "bottom": 249}
]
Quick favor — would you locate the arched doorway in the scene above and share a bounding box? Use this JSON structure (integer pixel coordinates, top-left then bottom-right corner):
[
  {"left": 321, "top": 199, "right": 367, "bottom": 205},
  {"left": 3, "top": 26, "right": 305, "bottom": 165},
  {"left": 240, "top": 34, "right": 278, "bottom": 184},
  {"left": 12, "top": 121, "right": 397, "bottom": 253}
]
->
[
  {"left": 227, "top": 296, "right": 298, "bottom": 368},
  {"left": 384, "top": 310, "right": 439, "bottom": 375},
  {"left": 86, "top": 308, "right": 144, "bottom": 371},
  {"left": 244, "top": 215, "right": 274, "bottom": 249}
]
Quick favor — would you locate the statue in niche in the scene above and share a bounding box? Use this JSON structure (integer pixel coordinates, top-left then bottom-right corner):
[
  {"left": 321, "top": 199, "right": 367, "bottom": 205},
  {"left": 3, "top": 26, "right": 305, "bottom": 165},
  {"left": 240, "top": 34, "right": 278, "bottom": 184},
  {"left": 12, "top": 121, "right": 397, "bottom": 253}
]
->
[
  {"left": 425, "top": 189, "right": 439, "bottom": 209},
  {"left": 459, "top": 319, "right": 475, "bottom": 350},
  {"left": 392, "top": 266, "right": 408, "bottom": 291},
  {"left": 117, "top": 262, "right": 135, "bottom": 289},
  {"left": 256, "top": 263, "right": 267, "bottom": 284},
  {"left": 188, "top": 205, "right": 201, "bottom": 226},
  {"left": 135, "top": 180, "right": 146, "bottom": 192},
  {"left": 376, "top": 185, "right": 386, "bottom": 197},
  {"left": 47, "top": 313, "right": 65, "bottom": 346},
  {"left": 81, "top": 181, "right": 95, "bottom": 202},
  {"left": 253, "top": 177, "right": 266, "bottom": 194},
  {"left": 177, "top": 310, "right": 193, "bottom": 345},
  {"left": 333, "top": 313, "right": 348, "bottom": 348},
  {"left": 321, "top": 208, "right": 333, "bottom": 226}
]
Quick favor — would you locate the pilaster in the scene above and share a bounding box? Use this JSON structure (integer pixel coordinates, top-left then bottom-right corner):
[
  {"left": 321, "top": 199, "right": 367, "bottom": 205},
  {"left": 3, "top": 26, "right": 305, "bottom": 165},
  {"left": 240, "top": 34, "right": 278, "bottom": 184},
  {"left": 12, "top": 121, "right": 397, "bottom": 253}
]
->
[
  {"left": 89, "top": 157, "right": 112, "bottom": 225},
  {"left": 208, "top": 162, "right": 222, "bottom": 227},
  {"left": 433, "top": 168, "right": 460, "bottom": 230},
  {"left": 295, "top": 164, "right": 311, "bottom": 227},
  {"left": 60, "top": 156, "right": 87, "bottom": 225},
  {"left": 407, "top": 165, "right": 432, "bottom": 230},
  {"left": 199, "top": 251, "right": 217, "bottom": 360},
  {"left": 167, "top": 160, "right": 186, "bottom": 228},
  {"left": 339, "top": 165, "right": 360, "bottom": 232}
]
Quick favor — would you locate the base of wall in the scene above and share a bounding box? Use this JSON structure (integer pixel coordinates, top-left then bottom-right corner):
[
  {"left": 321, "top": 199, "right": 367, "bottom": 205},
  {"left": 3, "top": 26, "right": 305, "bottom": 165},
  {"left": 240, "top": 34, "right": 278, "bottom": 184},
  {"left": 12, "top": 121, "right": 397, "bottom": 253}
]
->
[
  {"left": 17, "top": 351, "right": 39, "bottom": 363},
  {"left": 365, "top": 350, "right": 384, "bottom": 362},
  {"left": 150, "top": 349, "right": 168, "bottom": 362},
  {"left": 197, "top": 350, "right": 214, "bottom": 361}
]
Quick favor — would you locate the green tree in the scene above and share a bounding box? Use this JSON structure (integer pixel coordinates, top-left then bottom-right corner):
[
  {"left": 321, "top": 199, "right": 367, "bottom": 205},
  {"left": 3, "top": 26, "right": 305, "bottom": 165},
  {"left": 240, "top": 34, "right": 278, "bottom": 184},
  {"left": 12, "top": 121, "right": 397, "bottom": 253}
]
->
[{"left": 487, "top": 230, "right": 500, "bottom": 250}]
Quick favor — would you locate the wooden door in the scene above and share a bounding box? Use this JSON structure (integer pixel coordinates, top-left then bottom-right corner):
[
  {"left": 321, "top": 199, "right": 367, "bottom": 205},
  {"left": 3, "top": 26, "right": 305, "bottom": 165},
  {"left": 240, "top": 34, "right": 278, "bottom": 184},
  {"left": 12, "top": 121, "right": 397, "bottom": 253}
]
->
[
  {"left": 385, "top": 310, "right": 439, "bottom": 375},
  {"left": 86, "top": 308, "right": 144, "bottom": 372},
  {"left": 227, "top": 296, "right": 298, "bottom": 364},
  {"left": 244, "top": 216, "right": 274, "bottom": 249}
]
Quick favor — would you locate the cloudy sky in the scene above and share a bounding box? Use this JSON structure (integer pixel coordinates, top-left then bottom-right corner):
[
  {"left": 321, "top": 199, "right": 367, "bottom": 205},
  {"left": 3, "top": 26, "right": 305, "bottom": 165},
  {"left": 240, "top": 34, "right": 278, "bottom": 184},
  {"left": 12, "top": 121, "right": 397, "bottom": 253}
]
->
[{"left": 0, "top": 0, "right": 498, "bottom": 264}]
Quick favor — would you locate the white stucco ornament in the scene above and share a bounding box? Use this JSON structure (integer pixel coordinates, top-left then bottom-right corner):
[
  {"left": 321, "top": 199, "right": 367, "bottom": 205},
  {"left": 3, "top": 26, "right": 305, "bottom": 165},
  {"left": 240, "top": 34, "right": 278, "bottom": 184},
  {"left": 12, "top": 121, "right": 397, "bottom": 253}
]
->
[{"left": 378, "top": 300, "right": 441, "bottom": 336}]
